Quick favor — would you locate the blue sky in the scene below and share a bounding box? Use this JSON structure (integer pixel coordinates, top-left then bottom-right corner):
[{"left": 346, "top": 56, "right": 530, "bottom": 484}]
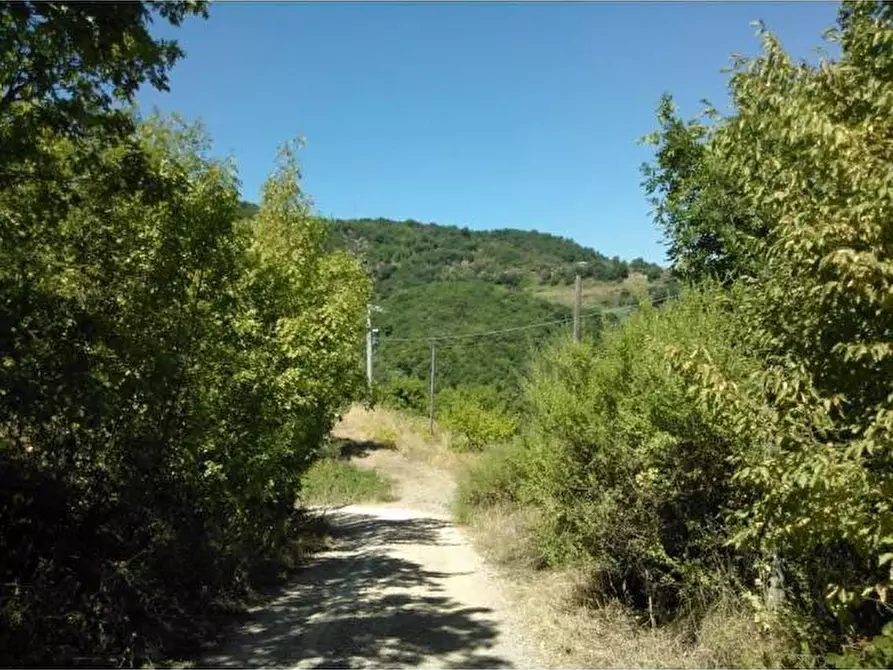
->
[{"left": 139, "top": 1, "right": 840, "bottom": 264}]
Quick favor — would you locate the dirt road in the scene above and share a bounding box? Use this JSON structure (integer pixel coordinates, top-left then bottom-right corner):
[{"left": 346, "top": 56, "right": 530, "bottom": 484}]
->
[{"left": 203, "top": 418, "right": 540, "bottom": 668}]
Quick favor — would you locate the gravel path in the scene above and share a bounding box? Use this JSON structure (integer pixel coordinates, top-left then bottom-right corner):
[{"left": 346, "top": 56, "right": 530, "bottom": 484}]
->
[{"left": 203, "top": 425, "right": 540, "bottom": 669}]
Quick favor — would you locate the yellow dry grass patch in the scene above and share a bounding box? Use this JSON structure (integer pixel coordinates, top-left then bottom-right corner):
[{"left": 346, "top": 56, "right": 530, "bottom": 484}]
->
[
  {"left": 462, "top": 502, "right": 795, "bottom": 669},
  {"left": 335, "top": 404, "right": 475, "bottom": 477},
  {"left": 532, "top": 275, "right": 650, "bottom": 310}
]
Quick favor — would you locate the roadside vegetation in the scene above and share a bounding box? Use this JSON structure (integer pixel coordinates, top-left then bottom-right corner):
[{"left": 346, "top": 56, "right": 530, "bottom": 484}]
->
[
  {"left": 299, "top": 435, "right": 396, "bottom": 506},
  {"left": 339, "top": 404, "right": 472, "bottom": 476},
  {"left": 5, "top": 0, "right": 892, "bottom": 667},
  {"left": 455, "top": 3, "right": 893, "bottom": 667},
  {"left": 300, "top": 459, "right": 395, "bottom": 506},
  {"left": 234, "top": 207, "right": 678, "bottom": 407},
  {"left": 0, "top": 3, "right": 369, "bottom": 665}
]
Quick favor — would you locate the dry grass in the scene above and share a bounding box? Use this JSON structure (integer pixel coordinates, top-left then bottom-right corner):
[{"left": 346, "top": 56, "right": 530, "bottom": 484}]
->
[
  {"left": 532, "top": 275, "right": 650, "bottom": 310},
  {"left": 460, "top": 502, "right": 694, "bottom": 667},
  {"left": 518, "top": 577, "right": 701, "bottom": 668},
  {"left": 461, "top": 501, "right": 797, "bottom": 669},
  {"left": 335, "top": 405, "right": 475, "bottom": 477},
  {"left": 692, "top": 597, "right": 812, "bottom": 668},
  {"left": 461, "top": 503, "right": 544, "bottom": 571}
]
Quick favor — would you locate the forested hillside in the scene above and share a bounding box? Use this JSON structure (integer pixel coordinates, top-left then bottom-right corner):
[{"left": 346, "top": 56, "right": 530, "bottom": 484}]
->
[
  {"left": 240, "top": 202, "right": 665, "bottom": 293},
  {"left": 237, "top": 202, "right": 671, "bottom": 396},
  {"left": 373, "top": 281, "right": 572, "bottom": 394},
  {"left": 331, "top": 217, "right": 664, "bottom": 294}
]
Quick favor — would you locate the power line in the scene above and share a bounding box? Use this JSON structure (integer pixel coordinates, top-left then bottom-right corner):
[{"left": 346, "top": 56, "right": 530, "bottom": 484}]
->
[
  {"left": 371, "top": 293, "right": 678, "bottom": 428},
  {"left": 382, "top": 310, "right": 597, "bottom": 343},
  {"left": 378, "top": 294, "right": 676, "bottom": 344}
]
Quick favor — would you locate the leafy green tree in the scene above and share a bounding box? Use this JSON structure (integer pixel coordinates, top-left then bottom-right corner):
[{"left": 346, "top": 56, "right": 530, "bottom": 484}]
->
[
  {"left": 379, "top": 374, "right": 428, "bottom": 413},
  {"left": 0, "top": 111, "right": 370, "bottom": 665},
  {"left": 438, "top": 385, "right": 518, "bottom": 451},
  {"left": 0, "top": 109, "right": 243, "bottom": 664},
  {"left": 0, "top": 1, "right": 208, "bottom": 186},
  {"left": 702, "top": 0, "right": 893, "bottom": 617},
  {"left": 644, "top": 0, "right": 893, "bottom": 657},
  {"left": 641, "top": 95, "right": 762, "bottom": 283},
  {"left": 0, "top": 3, "right": 373, "bottom": 665}
]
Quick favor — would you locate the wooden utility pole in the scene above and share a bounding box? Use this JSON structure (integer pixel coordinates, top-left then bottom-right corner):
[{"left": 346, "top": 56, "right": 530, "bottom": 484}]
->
[
  {"left": 573, "top": 272, "right": 583, "bottom": 343},
  {"left": 365, "top": 304, "right": 373, "bottom": 390},
  {"left": 428, "top": 340, "right": 437, "bottom": 434},
  {"left": 365, "top": 304, "right": 383, "bottom": 391}
]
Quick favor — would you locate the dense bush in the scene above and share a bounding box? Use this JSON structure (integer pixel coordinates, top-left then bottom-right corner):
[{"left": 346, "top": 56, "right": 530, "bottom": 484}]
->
[
  {"left": 643, "top": 0, "right": 893, "bottom": 660},
  {"left": 463, "top": 9, "right": 893, "bottom": 662},
  {"left": 0, "top": 115, "right": 370, "bottom": 666},
  {"left": 0, "top": 6, "right": 370, "bottom": 662},
  {"left": 378, "top": 374, "right": 428, "bottom": 413},
  {"left": 438, "top": 385, "right": 519, "bottom": 451},
  {"left": 517, "top": 291, "right": 759, "bottom": 618}
]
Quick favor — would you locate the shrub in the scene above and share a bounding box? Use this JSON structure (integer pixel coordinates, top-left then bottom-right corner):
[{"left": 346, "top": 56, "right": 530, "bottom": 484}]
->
[
  {"left": 0, "top": 118, "right": 370, "bottom": 665},
  {"left": 380, "top": 374, "right": 428, "bottom": 413},
  {"left": 640, "top": 1, "right": 893, "bottom": 654},
  {"left": 454, "top": 440, "right": 525, "bottom": 523},
  {"left": 438, "top": 385, "right": 518, "bottom": 451},
  {"left": 516, "top": 288, "right": 759, "bottom": 621}
]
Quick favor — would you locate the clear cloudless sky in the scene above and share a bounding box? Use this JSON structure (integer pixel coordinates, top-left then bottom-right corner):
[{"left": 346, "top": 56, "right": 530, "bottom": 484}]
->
[{"left": 138, "top": 1, "right": 841, "bottom": 264}]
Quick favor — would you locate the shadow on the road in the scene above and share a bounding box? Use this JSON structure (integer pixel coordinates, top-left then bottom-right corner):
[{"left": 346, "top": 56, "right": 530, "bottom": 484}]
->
[
  {"left": 331, "top": 436, "right": 396, "bottom": 460},
  {"left": 201, "top": 511, "right": 514, "bottom": 669},
  {"left": 330, "top": 511, "right": 461, "bottom": 550}
]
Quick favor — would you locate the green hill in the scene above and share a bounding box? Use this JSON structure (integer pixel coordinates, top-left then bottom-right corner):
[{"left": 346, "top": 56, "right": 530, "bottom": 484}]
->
[
  {"left": 374, "top": 280, "right": 574, "bottom": 394},
  {"left": 237, "top": 202, "right": 674, "bottom": 396},
  {"left": 238, "top": 202, "right": 670, "bottom": 303},
  {"left": 328, "top": 216, "right": 664, "bottom": 297}
]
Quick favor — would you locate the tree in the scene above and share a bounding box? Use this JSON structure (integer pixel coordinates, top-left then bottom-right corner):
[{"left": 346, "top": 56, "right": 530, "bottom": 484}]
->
[
  {"left": 0, "top": 1, "right": 208, "bottom": 186},
  {"left": 0, "top": 4, "right": 374, "bottom": 663},
  {"left": 0, "top": 111, "right": 371, "bottom": 666},
  {"left": 641, "top": 95, "right": 763, "bottom": 283},
  {"left": 658, "top": 0, "right": 893, "bottom": 655}
]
